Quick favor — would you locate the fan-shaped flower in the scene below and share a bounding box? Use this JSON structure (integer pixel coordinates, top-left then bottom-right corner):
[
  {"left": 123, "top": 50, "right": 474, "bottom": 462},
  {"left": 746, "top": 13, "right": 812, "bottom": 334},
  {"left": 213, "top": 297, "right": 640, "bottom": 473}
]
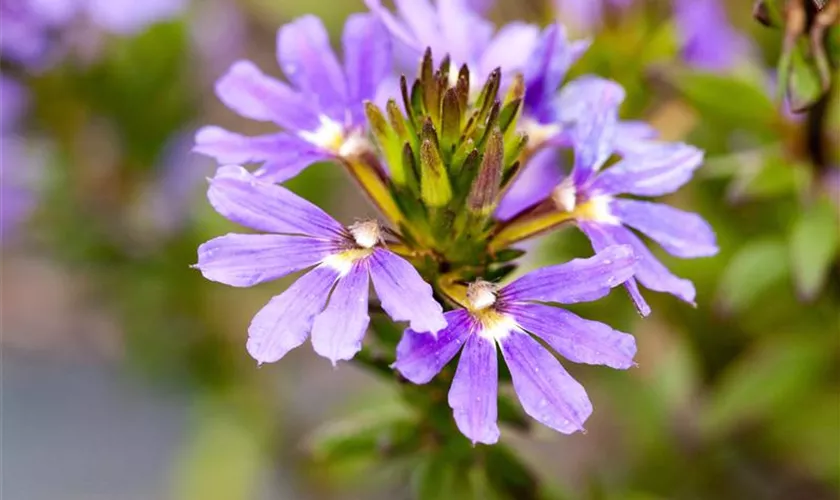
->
[
  {"left": 194, "top": 14, "right": 392, "bottom": 183},
  {"left": 553, "top": 90, "right": 717, "bottom": 313},
  {"left": 194, "top": 166, "right": 446, "bottom": 365},
  {"left": 393, "top": 245, "right": 638, "bottom": 444}
]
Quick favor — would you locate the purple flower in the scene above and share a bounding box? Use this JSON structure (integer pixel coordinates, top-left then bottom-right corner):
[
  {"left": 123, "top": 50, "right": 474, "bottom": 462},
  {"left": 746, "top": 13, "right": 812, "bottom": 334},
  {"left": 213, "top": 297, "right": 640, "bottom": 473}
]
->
[
  {"left": 194, "top": 14, "right": 392, "bottom": 183},
  {"left": 673, "top": 0, "right": 751, "bottom": 72},
  {"left": 366, "top": 0, "right": 543, "bottom": 88},
  {"left": 393, "top": 245, "right": 638, "bottom": 444},
  {"left": 367, "top": 0, "right": 593, "bottom": 151},
  {"left": 553, "top": 92, "right": 717, "bottom": 313},
  {"left": 497, "top": 77, "right": 660, "bottom": 220},
  {"left": 195, "top": 165, "right": 446, "bottom": 365}
]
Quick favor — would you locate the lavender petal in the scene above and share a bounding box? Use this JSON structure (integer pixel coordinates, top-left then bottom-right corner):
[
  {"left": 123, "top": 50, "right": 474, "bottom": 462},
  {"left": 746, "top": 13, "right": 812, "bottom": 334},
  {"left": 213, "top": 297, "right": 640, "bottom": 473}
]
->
[
  {"left": 368, "top": 248, "right": 446, "bottom": 334},
  {"left": 579, "top": 221, "right": 651, "bottom": 315},
  {"left": 499, "top": 330, "right": 592, "bottom": 434},
  {"left": 611, "top": 198, "right": 719, "bottom": 258},
  {"left": 479, "top": 22, "right": 540, "bottom": 78},
  {"left": 393, "top": 310, "right": 472, "bottom": 384},
  {"left": 448, "top": 334, "right": 500, "bottom": 445},
  {"left": 311, "top": 262, "right": 371, "bottom": 365},
  {"left": 342, "top": 13, "right": 392, "bottom": 121},
  {"left": 246, "top": 265, "right": 339, "bottom": 364},
  {"left": 196, "top": 233, "right": 337, "bottom": 287},
  {"left": 589, "top": 144, "right": 704, "bottom": 197},
  {"left": 582, "top": 221, "right": 696, "bottom": 304},
  {"left": 364, "top": 0, "right": 426, "bottom": 53},
  {"left": 277, "top": 16, "right": 347, "bottom": 120},
  {"left": 215, "top": 60, "right": 319, "bottom": 131},
  {"left": 501, "top": 244, "right": 637, "bottom": 304},
  {"left": 524, "top": 24, "right": 589, "bottom": 118},
  {"left": 555, "top": 77, "right": 623, "bottom": 185},
  {"left": 436, "top": 0, "right": 494, "bottom": 69},
  {"left": 193, "top": 126, "right": 325, "bottom": 165},
  {"left": 207, "top": 165, "right": 345, "bottom": 239},
  {"left": 495, "top": 148, "right": 563, "bottom": 221},
  {"left": 508, "top": 303, "right": 636, "bottom": 369}
]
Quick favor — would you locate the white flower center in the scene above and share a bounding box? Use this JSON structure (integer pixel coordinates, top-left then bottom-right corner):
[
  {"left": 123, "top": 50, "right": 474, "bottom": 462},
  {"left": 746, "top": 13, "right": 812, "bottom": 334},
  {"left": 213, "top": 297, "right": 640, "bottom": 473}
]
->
[
  {"left": 521, "top": 119, "right": 563, "bottom": 149},
  {"left": 579, "top": 194, "right": 621, "bottom": 224},
  {"left": 551, "top": 178, "right": 577, "bottom": 212},
  {"left": 348, "top": 220, "right": 381, "bottom": 249},
  {"left": 466, "top": 281, "right": 497, "bottom": 311},
  {"left": 299, "top": 115, "right": 346, "bottom": 151}
]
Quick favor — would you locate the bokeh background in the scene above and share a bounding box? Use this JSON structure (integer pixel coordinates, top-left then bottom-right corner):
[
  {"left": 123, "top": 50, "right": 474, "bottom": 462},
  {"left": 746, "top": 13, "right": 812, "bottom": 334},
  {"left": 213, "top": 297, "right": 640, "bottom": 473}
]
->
[{"left": 2, "top": 0, "right": 838, "bottom": 499}]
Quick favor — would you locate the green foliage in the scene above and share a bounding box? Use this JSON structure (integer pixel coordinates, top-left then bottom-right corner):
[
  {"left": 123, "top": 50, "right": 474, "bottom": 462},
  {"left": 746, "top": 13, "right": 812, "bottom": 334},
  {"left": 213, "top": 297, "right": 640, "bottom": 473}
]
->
[{"left": 789, "top": 197, "right": 840, "bottom": 300}]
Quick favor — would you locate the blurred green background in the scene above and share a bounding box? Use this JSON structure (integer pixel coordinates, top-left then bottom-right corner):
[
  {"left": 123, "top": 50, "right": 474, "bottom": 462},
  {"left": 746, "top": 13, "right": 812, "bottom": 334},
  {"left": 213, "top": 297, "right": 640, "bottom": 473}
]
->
[{"left": 2, "top": 0, "right": 838, "bottom": 499}]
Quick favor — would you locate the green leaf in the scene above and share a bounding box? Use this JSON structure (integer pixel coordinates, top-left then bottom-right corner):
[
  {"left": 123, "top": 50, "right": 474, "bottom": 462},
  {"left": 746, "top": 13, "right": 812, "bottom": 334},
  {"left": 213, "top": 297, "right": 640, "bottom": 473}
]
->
[
  {"left": 484, "top": 445, "right": 540, "bottom": 499},
  {"left": 666, "top": 69, "right": 777, "bottom": 136},
  {"left": 782, "top": 41, "right": 824, "bottom": 113},
  {"left": 700, "top": 334, "right": 831, "bottom": 437},
  {"left": 715, "top": 239, "right": 789, "bottom": 313},
  {"left": 789, "top": 198, "right": 840, "bottom": 300},
  {"left": 412, "top": 452, "right": 471, "bottom": 500}
]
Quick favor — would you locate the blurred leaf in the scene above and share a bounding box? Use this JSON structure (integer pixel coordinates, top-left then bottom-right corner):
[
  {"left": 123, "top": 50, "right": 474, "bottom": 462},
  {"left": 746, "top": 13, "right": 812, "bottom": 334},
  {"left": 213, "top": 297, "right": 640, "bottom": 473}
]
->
[
  {"left": 665, "top": 69, "right": 777, "bottom": 136},
  {"left": 307, "top": 402, "right": 414, "bottom": 463},
  {"left": 412, "top": 452, "right": 471, "bottom": 500},
  {"left": 172, "top": 394, "right": 269, "bottom": 500},
  {"left": 484, "top": 444, "right": 540, "bottom": 500},
  {"left": 789, "top": 198, "right": 840, "bottom": 300},
  {"left": 716, "top": 239, "right": 790, "bottom": 313},
  {"left": 780, "top": 40, "right": 824, "bottom": 112},
  {"left": 700, "top": 334, "right": 831, "bottom": 437},
  {"left": 767, "top": 392, "right": 840, "bottom": 484}
]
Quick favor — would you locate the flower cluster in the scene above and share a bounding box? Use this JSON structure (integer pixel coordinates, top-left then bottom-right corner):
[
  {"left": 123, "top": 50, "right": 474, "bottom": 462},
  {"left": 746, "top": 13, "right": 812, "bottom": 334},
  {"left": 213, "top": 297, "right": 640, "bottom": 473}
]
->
[{"left": 194, "top": 1, "right": 718, "bottom": 445}]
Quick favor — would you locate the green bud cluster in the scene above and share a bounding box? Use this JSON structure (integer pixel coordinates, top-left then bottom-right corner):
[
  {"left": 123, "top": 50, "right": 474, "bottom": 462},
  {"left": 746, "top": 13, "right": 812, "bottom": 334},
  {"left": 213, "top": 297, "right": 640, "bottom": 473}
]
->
[{"left": 364, "top": 49, "right": 529, "bottom": 267}]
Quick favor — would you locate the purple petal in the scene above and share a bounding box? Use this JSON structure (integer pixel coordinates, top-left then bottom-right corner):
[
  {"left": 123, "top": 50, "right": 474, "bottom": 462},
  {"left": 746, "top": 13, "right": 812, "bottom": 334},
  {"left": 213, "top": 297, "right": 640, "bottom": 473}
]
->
[
  {"left": 215, "top": 60, "right": 319, "bottom": 131},
  {"left": 580, "top": 221, "right": 696, "bottom": 304},
  {"left": 524, "top": 24, "right": 589, "bottom": 117},
  {"left": 508, "top": 303, "right": 636, "bottom": 369},
  {"left": 496, "top": 148, "right": 563, "bottom": 221},
  {"left": 480, "top": 21, "right": 541, "bottom": 84},
  {"left": 555, "top": 77, "right": 624, "bottom": 186},
  {"left": 252, "top": 154, "right": 334, "bottom": 184},
  {"left": 589, "top": 144, "right": 704, "bottom": 197},
  {"left": 246, "top": 265, "right": 339, "bottom": 364},
  {"left": 193, "top": 126, "right": 323, "bottom": 165},
  {"left": 579, "top": 221, "right": 651, "bottom": 315},
  {"left": 501, "top": 244, "right": 637, "bottom": 304},
  {"left": 612, "top": 120, "right": 659, "bottom": 157},
  {"left": 207, "top": 165, "right": 344, "bottom": 239},
  {"left": 499, "top": 331, "right": 592, "bottom": 434},
  {"left": 554, "top": 76, "right": 625, "bottom": 127},
  {"left": 466, "top": 0, "right": 493, "bottom": 14},
  {"left": 611, "top": 199, "right": 718, "bottom": 258},
  {"left": 277, "top": 16, "right": 347, "bottom": 119},
  {"left": 393, "top": 310, "right": 473, "bottom": 384},
  {"left": 311, "top": 261, "right": 371, "bottom": 365},
  {"left": 368, "top": 248, "right": 446, "bottom": 334},
  {"left": 392, "top": 0, "right": 441, "bottom": 50},
  {"left": 196, "top": 233, "right": 337, "bottom": 287},
  {"left": 364, "top": 0, "right": 428, "bottom": 54},
  {"left": 674, "top": 0, "right": 752, "bottom": 72},
  {"left": 436, "top": 0, "right": 494, "bottom": 67},
  {"left": 448, "top": 334, "right": 500, "bottom": 445},
  {"left": 342, "top": 13, "right": 392, "bottom": 120}
]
